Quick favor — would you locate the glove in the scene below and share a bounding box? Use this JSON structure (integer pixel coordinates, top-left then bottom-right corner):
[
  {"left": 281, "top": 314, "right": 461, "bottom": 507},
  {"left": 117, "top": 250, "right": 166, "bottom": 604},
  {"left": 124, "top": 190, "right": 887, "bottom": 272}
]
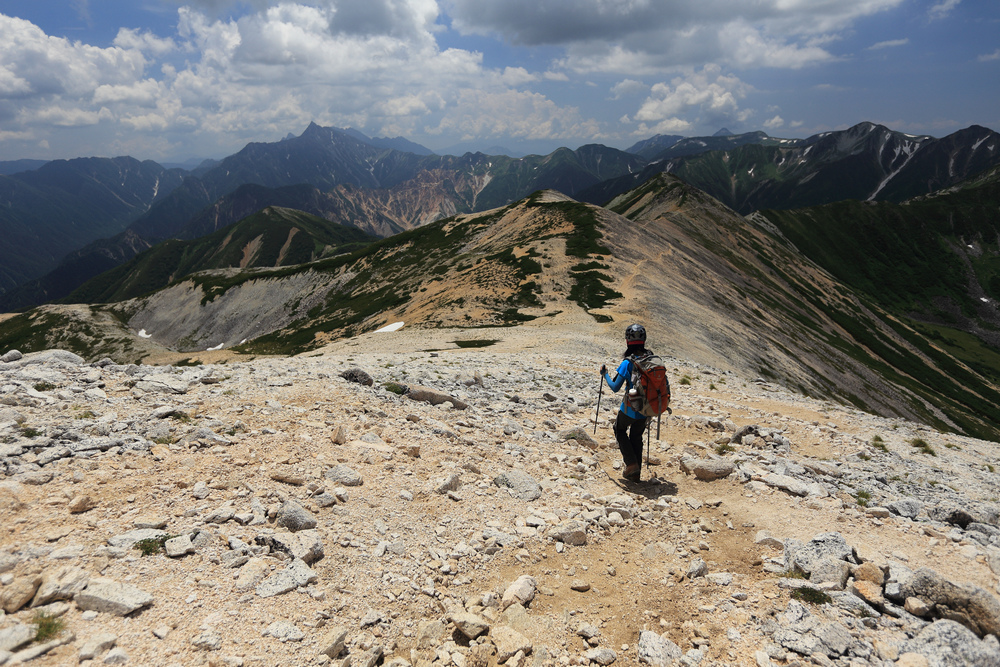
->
[{"left": 600, "top": 365, "right": 607, "bottom": 376}]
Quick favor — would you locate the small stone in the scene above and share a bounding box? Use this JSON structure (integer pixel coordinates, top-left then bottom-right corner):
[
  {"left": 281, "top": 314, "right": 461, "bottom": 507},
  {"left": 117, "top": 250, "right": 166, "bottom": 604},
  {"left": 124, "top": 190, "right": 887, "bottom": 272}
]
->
[
  {"left": 904, "top": 597, "right": 931, "bottom": 616},
  {"left": 584, "top": 647, "right": 617, "bottom": 665},
  {"left": 103, "top": 647, "right": 129, "bottom": 664},
  {"left": 324, "top": 465, "right": 363, "bottom": 487},
  {"left": 319, "top": 626, "right": 349, "bottom": 658},
  {"left": 191, "top": 629, "right": 223, "bottom": 651},
  {"left": 637, "top": 630, "right": 683, "bottom": 666},
  {"left": 851, "top": 580, "right": 885, "bottom": 607},
  {"left": 79, "top": 632, "right": 117, "bottom": 661},
  {"left": 680, "top": 457, "right": 735, "bottom": 481},
  {"left": 570, "top": 579, "right": 591, "bottom": 592},
  {"left": 262, "top": 621, "right": 304, "bottom": 642},
  {"left": 687, "top": 558, "right": 708, "bottom": 579},
  {"left": 164, "top": 535, "right": 195, "bottom": 558},
  {"left": 68, "top": 495, "right": 96, "bottom": 513},
  {"left": 549, "top": 520, "right": 587, "bottom": 546}
]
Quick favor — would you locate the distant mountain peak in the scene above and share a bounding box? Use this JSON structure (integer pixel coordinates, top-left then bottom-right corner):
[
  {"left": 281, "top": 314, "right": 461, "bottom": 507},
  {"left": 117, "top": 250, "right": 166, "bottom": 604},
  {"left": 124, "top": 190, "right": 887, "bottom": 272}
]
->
[{"left": 713, "top": 128, "right": 734, "bottom": 137}]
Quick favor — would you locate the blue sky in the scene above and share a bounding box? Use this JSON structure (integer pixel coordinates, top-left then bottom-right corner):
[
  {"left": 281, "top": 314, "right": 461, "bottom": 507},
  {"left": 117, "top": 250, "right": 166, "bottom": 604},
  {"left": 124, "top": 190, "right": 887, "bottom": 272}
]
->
[{"left": 0, "top": 0, "right": 997, "bottom": 162}]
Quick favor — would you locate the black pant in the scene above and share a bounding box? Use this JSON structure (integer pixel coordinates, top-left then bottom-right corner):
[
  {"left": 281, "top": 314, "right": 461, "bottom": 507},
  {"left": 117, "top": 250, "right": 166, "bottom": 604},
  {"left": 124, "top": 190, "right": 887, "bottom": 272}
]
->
[{"left": 614, "top": 411, "right": 648, "bottom": 470}]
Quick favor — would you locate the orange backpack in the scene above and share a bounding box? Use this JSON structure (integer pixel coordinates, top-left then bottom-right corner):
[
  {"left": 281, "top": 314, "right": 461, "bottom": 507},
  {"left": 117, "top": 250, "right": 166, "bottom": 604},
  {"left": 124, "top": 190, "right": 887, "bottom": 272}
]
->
[{"left": 628, "top": 353, "right": 671, "bottom": 417}]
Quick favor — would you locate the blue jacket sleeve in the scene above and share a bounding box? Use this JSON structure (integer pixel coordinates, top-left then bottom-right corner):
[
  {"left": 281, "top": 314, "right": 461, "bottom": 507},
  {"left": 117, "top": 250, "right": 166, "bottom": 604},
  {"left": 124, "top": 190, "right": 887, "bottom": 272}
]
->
[{"left": 604, "top": 359, "right": 631, "bottom": 392}]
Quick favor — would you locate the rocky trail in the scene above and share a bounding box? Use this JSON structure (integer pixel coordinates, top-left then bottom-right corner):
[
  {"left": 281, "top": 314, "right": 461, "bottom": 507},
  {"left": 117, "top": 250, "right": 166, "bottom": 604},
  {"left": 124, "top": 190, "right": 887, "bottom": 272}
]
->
[{"left": 1, "top": 326, "right": 1000, "bottom": 667}]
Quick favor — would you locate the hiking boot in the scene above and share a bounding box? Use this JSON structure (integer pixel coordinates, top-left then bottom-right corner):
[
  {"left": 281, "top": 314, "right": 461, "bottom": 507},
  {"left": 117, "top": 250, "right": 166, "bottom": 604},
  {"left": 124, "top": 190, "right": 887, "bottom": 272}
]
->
[{"left": 623, "top": 464, "right": 641, "bottom": 481}]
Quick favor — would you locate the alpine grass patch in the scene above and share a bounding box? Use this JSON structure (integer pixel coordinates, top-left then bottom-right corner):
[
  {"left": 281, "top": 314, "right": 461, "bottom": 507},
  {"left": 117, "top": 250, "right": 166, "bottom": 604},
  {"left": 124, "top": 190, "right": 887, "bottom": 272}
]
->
[
  {"left": 791, "top": 587, "right": 832, "bottom": 605},
  {"left": 133, "top": 534, "right": 176, "bottom": 557},
  {"left": 910, "top": 438, "right": 937, "bottom": 456},
  {"left": 31, "top": 611, "right": 65, "bottom": 643}
]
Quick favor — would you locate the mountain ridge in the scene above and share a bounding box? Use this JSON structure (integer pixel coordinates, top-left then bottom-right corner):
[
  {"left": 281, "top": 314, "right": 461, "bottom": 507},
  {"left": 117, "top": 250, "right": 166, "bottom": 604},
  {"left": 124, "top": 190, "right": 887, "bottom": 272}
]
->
[{"left": 6, "top": 175, "right": 1000, "bottom": 440}]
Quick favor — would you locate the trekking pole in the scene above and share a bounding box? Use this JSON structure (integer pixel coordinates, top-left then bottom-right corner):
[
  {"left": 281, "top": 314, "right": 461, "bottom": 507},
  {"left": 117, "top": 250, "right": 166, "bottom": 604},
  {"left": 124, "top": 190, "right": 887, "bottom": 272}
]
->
[
  {"left": 594, "top": 370, "right": 604, "bottom": 434},
  {"left": 646, "top": 420, "right": 650, "bottom": 471}
]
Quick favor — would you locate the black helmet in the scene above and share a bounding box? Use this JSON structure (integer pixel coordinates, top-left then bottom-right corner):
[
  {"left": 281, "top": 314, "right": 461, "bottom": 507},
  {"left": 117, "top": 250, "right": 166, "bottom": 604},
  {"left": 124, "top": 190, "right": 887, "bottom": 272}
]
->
[{"left": 625, "top": 323, "right": 646, "bottom": 344}]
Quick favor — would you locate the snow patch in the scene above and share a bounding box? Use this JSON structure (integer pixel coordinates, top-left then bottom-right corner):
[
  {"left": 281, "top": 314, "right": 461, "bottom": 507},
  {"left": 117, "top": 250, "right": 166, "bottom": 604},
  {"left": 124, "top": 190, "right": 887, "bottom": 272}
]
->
[
  {"left": 973, "top": 136, "right": 988, "bottom": 151},
  {"left": 137, "top": 329, "right": 152, "bottom": 339},
  {"left": 981, "top": 297, "right": 990, "bottom": 303},
  {"left": 375, "top": 322, "right": 405, "bottom": 333},
  {"left": 206, "top": 343, "right": 224, "bottom": 351}
]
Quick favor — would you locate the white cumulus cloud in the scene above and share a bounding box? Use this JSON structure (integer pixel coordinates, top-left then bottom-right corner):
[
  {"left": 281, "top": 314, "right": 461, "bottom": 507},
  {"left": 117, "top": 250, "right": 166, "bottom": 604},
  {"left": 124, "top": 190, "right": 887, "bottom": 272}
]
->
[
  {"left": 632, "top": 65, "right": 752, "bottom": 135},
  {"left": 763, "top": 115, "right": 784, "bottom": 129}
]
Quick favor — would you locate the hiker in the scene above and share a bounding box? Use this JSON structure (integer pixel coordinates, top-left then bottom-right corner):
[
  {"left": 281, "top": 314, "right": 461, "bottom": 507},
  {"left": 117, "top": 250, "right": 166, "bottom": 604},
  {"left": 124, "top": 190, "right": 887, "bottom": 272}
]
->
[{"left": 601, "top": 323, "right": 653, "bottom": 481}]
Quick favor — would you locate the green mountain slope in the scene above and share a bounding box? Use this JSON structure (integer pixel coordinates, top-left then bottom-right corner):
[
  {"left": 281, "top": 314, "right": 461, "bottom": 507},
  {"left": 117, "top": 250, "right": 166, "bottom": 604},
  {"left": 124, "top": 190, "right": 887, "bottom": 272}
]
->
[
  {"left": 64, "top": 207, "right": 374, "bottom": 304},
  {"left": 607, "top": 173, "right": 1000, "bottom": 441}
]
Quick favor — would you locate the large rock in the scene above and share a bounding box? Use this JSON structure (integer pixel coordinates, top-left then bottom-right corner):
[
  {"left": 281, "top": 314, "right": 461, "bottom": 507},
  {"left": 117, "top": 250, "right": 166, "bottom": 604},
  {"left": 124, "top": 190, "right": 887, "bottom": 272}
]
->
[
  {"left": 900, "top": 619, "right": 1000, "bottom": 666},
  {"left": 1, "top": 350, "right": 23, "bottom": 363},
  {"left": 234, "top": 558, "right": 271, "bottom": 593},
  {"left": 256, "top": 559, "right": 318, "bottom": 598},
  {"left": 548, "top": 520, "right": 587, "bottom": 546},
  {"left": 324, "top": 465, "right": 363, "bottom": 487},
  {"left": 0, "top": 624, "right": 35, "bottom": 652},
  {"left": 502, "top": 575, "right": 537, "bottom": 610},
  {"left": 135, "top": 375, "right": 190, "bottom": 395},
  {"left": 75, "top": 578, "right": 154, "bottom": 616},
  {"left": 584, "top": 648, "right": 617, "bottom": 665},
  {"left": 319, "top": 626, "right": 349, "bottom": 658},
  {"left": 31, "top": 566, "right": 89, "bottom": 606},
  {"left": 16, "top": 350, "right": 84, "bottom": 366},
  {"left": 493, "top": 470, "right": 542, "bottom": 501},
  {"left": 680, "top": 457, "right": 735, "bottom": 481},
  {"left": 900, "top": 567, "right": 1000, "bottom": 637},
  {"left": 275, "top": 500, "right": 317, "bottom": 532},
  {"left": 451, "top": 612, "right": 490, "bottom": 639},
  {"left": 810, "top": 558, "right": 851, "bottom": 589},
  {"left": 784, "top": 532, "right": 853, "bottom": 576},
  {"left": 164, "top": 535, "right": 195, "bottom": 558},
  {"left": 761, "top": 473, "right": 809, "bottom": 496},
  {"left": 404, "top": 385, "right": 468, "bottom": 409},
  {"left": 1, "top": 574, "right": 41, "bottom": 613},
  {"left": 888, "top": 499, "right": 923, "bottom": 520},
  {"left": 927, "top": 504, "right": 975, "bottom": 529},
  {"left": 637, "top": 630, "right": 683, "bottom": 666},
  {"left": 339, "top": 368, "right": 373, "bottom": 386},
  {"left": 256, "top": 530, "right": 324, "bottom": 564},
  {"left": 491, "top": 626, "right": 531, "bottom": 663},
  {"left": 774, "top": 618, "right": 851, "bottom": 658}
]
